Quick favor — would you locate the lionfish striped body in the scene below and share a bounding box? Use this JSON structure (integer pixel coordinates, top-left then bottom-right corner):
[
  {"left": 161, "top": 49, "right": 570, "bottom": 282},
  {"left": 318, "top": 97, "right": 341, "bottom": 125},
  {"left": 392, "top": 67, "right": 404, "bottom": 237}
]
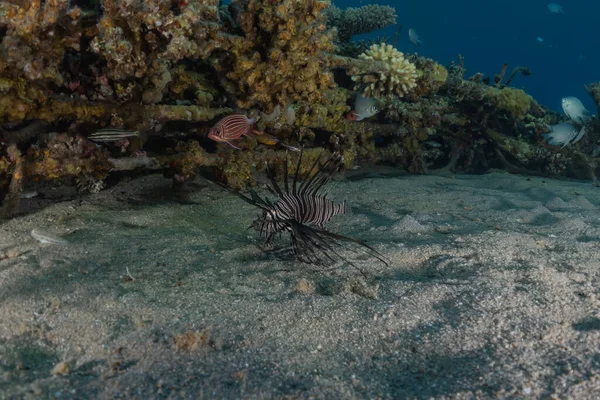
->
[
  {"left": 254, "top": 155, "right": 346, "bottom": 242},
  {"left": 224, "top": 150, "right": 389, "bottom": 271}
]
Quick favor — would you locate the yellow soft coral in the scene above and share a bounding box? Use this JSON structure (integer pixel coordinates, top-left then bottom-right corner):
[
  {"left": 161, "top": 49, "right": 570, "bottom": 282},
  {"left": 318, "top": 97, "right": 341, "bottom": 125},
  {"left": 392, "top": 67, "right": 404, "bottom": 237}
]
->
[{"left": 351, "top": 43, "right": 417, "bottom": 99}]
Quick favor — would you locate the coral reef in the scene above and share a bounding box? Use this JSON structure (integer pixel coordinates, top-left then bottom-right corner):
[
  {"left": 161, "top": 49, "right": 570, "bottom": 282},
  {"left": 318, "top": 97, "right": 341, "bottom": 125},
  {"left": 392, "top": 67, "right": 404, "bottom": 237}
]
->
[
  {"left": 0, "top": 0, "right": 83, "bottom": 84},
  {"left": 406, "top": 55, "right": 448, "bottom": 100},
  {"left": 351, "top": 43, "right": 417, "bottom": 99},
  {"left": 90, "top": 0, "right": 219, "bottom": 81},
  {"left": 216, "top": 0, "right": 336, "bottom": 112},
  {"left": 324, "top": 4, "right": 397, "bottom": 43},
  {"left": 1, "top": 0, "right": 600, "bottom": 207}
]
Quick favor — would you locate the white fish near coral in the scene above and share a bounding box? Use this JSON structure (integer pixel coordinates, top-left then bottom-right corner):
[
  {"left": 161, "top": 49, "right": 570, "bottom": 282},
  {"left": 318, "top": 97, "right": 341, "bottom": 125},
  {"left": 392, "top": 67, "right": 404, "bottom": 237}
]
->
[
  {"left": 30, "top": 229, "right": 70, "bottom": 245},
  {"left": 285, "top": 105, "right": 296, "bottom": 126},
  {"left": 547, "top": 3, "right": 564, "bottom": 14},
  {"left": 408, "top": 28, "right": 423, "bottom": 47},
  {"left": 562, "top": 96, "right": 591, "bottom": 124},
  {"left": 542, "top": 123, "right": 586, "bottom": 148},
  {"left": 347, "top": 94, "right": 379, "bottom": 121}
]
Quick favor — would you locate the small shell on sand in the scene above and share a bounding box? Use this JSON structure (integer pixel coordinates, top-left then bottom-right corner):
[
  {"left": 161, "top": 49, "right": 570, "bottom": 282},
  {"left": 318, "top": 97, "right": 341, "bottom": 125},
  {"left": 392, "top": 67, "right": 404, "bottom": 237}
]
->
[{"left": 30, "top": 229, "right": 69, "bottom": 245}]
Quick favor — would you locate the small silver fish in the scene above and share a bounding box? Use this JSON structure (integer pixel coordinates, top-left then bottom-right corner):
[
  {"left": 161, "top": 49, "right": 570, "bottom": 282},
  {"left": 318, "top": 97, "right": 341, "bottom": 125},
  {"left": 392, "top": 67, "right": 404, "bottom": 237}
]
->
[
  {"left": 424, "top": 141, "right": 442, "bottom": 148},
  {"left": 19, "top": 191, "right": 38, "bottom": 199},
  {"left": 409, "top": 28, "right": 423, "bottom": 47},
  {"left": 347, "top": 94, "right": 379, "bottom": 121},
  {"left": 30, "top": 229, "right": 69, "bottom": 245},
  {"left": 88, "top": 128, "right": 139, "bottom": 143},
  {"left": 562, "top": 97, "right": 591, "bottom": 124},
  {"left": 542, "top": 123, "right": 586, "bottom": 148}
]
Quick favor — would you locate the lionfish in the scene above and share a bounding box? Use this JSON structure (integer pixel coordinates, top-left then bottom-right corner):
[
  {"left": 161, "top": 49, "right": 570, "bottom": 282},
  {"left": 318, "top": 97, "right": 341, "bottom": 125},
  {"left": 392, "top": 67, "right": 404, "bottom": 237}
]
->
[{"left": 223, "top": 150, "right": 389, "bottom": 273}]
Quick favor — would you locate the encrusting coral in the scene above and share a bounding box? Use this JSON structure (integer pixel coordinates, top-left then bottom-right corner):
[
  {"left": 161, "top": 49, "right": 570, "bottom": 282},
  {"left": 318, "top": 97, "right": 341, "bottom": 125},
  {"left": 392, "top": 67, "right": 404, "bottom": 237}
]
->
[
  {"left": 484, "top": 87, "right": 532, "bottom": 120},
  {"left": 406, "top": 55, "right": 448, "bottom": 100},
  {"left": 0, "top": 0, "right": 83, "bottom": 84},
  {"left": 217, "top": 0, "right": 336, "bottom": 113},
  {"left": 351, "top": 43, "right": 417, "bottom": 100},
  {"left": 90, "top": 0, "right": 220, "bottom": 82}
]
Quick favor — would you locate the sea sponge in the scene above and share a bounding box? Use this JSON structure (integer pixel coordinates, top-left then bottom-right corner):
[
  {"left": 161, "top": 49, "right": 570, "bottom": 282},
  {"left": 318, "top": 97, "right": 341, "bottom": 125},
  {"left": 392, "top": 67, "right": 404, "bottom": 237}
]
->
[{"left": 351, "top": 43, "right": 417, "bottom": 99}]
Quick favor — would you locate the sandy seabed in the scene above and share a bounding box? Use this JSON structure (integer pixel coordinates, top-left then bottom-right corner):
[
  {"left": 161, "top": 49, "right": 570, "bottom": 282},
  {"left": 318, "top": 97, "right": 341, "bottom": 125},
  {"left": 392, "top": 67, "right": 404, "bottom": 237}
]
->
[{"left": 1, "top": 167, "right": 600, "bottom": 399}]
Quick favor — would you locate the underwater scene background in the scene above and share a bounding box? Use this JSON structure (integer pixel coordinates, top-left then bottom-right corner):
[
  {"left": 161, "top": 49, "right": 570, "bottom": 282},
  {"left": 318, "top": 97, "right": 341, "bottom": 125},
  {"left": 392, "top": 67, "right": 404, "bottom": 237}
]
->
[
  {"left": 339, "top": 0, "right": 598, "bottom": 112},
  {"left": 1, "top": 1, "right": 600, "bottom": 398}
]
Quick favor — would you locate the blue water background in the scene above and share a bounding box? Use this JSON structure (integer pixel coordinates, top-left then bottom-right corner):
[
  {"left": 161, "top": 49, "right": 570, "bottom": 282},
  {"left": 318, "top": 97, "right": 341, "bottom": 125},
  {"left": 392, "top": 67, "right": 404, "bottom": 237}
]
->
[{"left": 337, "top": 0, "right": 598, "bottom": 111}]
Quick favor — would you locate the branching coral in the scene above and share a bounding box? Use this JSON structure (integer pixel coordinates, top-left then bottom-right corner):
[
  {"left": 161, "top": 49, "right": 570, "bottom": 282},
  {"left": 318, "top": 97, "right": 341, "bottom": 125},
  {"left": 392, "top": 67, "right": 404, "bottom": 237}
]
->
[
  {"left": 351, "top": 43, "right": 417, "bottom": 100},
  {"left": 324, "top": 4, "right": 397, "bottom": 43},
  {"left": 218, "top": 0, "right": 336, "bottom": 112}
]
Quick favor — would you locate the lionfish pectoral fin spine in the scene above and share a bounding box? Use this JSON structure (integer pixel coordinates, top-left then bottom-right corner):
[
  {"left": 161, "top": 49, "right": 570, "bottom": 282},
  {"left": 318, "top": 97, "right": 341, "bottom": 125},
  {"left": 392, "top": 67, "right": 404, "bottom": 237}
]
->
[
  {"left": 292, "top": 148, "right": 304, "bottom": 195},
  {"left": 299, "top": 150, "right": 325, "bottom": 194},
  {"left": 216, "top": 182, "right": 270, "bottom": 211},
  {"left": 282, "top": 151, "right": 290, "bottom": 194},
  {"left": 307, "top": 225, "right": 390, "bottom": 268},
  {"left": 266, "top": 163, "right": 284, "bottom": 197}
]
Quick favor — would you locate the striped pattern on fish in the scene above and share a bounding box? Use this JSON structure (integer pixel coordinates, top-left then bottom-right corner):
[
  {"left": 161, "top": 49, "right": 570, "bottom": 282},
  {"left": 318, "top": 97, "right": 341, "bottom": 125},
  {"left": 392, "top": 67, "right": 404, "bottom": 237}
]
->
[
  {"left": 255, "top": 190, "right": 347, "bottom": 239},
  {"left": 88, "top": 128, "right": 139, "bottom": 142},
  {"left": 208, "top": 114, "right": 260, "bottom": 150},
  {"left": 221, "top": 150, "right": 389, "bottom": 271}
]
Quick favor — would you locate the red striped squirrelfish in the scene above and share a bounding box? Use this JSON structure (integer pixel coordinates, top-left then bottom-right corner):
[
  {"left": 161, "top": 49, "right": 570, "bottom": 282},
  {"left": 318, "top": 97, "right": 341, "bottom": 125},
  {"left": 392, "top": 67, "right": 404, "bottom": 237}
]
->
[{"left": 208, "top": 114, "right": 262, "bottom": 150}]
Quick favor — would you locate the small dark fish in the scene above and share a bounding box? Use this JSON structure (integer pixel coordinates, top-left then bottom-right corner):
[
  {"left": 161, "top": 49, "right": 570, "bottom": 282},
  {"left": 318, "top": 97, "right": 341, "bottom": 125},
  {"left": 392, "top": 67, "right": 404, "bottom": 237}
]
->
[
  {"left": 220, "top": 150, "right": 389, "bottom": 274},
  {"left": 88, "top": 128, "right": 139, "bottom": 143},
  {"left": 255, "top": 132, "right": 301, "bottom": 152}
]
